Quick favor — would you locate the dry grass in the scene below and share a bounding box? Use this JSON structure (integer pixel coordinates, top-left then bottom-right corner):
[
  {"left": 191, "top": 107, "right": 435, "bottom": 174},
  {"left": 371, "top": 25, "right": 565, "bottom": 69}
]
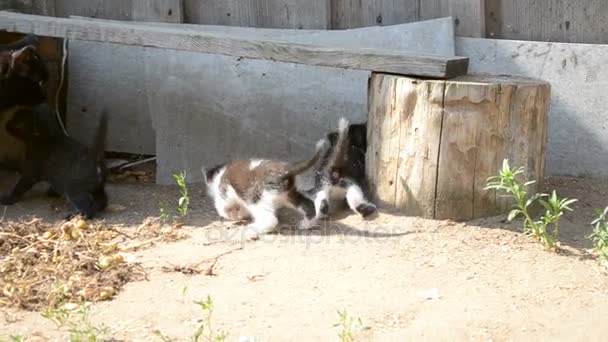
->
[{"left": 0, "top": 216, "right": 187, "bottom": 311}]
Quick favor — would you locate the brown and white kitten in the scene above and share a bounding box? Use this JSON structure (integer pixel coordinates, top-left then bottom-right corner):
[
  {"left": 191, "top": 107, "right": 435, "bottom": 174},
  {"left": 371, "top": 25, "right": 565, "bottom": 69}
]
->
[
  {"left": 308, "top": 120, "right": 377, "bottom": 219},
  {"left": 202, "top": 139, "right": 328, "bottom": 239}
]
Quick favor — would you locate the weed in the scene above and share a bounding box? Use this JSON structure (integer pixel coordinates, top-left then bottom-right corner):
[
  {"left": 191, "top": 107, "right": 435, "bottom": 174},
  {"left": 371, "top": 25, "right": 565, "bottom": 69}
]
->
[
  {"left": 159, "top": 206, "right": 171, "bottom": 224},
  {"left": 153, "top": 329, "right": 173, "bottom": 342},
  {"left": 174, "top": 171, "right": 190, "bottom": 217},
  {"left": 42, "top": 302, "right": 109, "bottom": 342},
  {"left": 589, "top": 206, "right": 608, "bottom": 261},
  {"left": 334, "top": 309, "right": 369, "bottom": 342},
  {"left": 485, "top": 159, "right": 577, "bottom": 249},
  {"left": 193, "top": 295, "right": 226, "bottom": 342},
  {"left": 0, "top": 336, "right": 24, "bottom": 342},
  {"left": 158, "top": 171, "right": 190, "bottom": 224}
]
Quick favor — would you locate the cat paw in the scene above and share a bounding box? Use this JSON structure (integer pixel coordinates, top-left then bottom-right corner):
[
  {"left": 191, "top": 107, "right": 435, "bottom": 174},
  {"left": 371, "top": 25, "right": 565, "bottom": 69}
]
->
[
  {"left": 356, "top": 203, "right": 377, "bottom": 218},
  {"left": 243, "top": 227, "right": 260, "bottom": 241},
  {"left": 0, "top": 195, "right": 17, "bottom": 205}
]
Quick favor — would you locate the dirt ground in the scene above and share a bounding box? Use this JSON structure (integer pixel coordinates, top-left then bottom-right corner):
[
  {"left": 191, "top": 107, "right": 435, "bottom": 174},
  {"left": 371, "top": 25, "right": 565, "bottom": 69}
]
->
[{"left": 1, "top": 171, "right": 608, "bottom": 341}]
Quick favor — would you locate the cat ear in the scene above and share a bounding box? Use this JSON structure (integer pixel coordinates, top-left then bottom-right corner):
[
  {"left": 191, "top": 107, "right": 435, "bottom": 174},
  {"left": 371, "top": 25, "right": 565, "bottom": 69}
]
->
[{"left": 9, "top": 45, "right": 36, "bottom": 77}]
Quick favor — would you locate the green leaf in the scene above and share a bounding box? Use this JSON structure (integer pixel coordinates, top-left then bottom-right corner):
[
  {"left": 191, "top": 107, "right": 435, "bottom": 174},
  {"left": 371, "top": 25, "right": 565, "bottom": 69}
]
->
[{"left": 508, "top": 209, "right": 521, "bottom": 221}]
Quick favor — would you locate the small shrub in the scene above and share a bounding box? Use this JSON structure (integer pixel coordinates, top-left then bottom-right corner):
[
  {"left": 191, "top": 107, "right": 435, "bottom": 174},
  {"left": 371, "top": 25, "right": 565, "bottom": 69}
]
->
[
  {"left": 589, "top": 206, "right": 608, "bottom": 261},
  {"left": 158, "top": 171, "right": 191, "bottom": 224},
  {"left": 193, "top": 295, "right": 226, "bottom": 342},
  {"left": 334, "top": 309, "right": 369, "bottom": 342},
  {"left": 485, "top": 159, "right": 577, "bottom": 249},
  {"left": 42, "top": 302, "right": 109, "bottom": 342},
  {"left": 174, "top": 171, "right": 190, "bottom": 217}
]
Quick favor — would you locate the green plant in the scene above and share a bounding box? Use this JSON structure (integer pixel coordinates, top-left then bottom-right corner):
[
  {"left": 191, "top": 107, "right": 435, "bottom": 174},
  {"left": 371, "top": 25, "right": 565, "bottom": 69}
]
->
[
  {"left": 0, "top": 335, "right": 24, "bottom": 342},
  {"left": 42, "top": 302, "right": 108, "bottom": 342},
  {"left": 174, "top": 171, "right": 190, "bottom": 217},
  {"left": 589, "top": 206, "right": 608, "bottom": 261},
  {"left": 334, "top": 309, "right": 369, "bottom": 342},
  {"left": 193, "top": 296, "right": 226, "bottom": 342},
  {"left": 485, "top": 159, "right": 577, "bottom": 249},
  {"left": 159, "top": 206, "right": 171, "bottom": 224}
]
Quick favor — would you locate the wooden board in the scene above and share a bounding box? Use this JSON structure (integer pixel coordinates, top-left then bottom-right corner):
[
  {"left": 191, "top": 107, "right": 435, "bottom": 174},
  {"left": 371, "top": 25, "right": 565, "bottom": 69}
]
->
[
  {"left": 419, "top": 0, "right": 485, "bottom": 37},
  {"left": 0, "top": 11, "right": 469, "bottom": 78},
  {"left": 485, "top": 0, "right": 608, "bottom": 44},
  {"left": 0, "top": 0, "right": 56, "bottom": 15},
  {"left": 55, "top": 0, "right": 132, "bottom": 20},
  {"left": 131, "top": 0, "right": 183, "bottom": 23},
  {"left": 184, "top": 0, "right": 330, "bottom": 29},
  {"left": 331, "top": 0, "right": 419, "bottom": 29},
  {"left": 367, "top": 74, "right": 550, "bottom": 221}
]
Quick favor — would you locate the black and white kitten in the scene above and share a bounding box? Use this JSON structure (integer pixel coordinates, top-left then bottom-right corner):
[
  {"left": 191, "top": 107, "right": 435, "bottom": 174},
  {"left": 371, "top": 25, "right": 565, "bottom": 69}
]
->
[
  {"left": 309, "top": 120, "right": 377, "bottom": 219},
  {"left": 202, "top": 138, "right": 330, "bottom": 239}
]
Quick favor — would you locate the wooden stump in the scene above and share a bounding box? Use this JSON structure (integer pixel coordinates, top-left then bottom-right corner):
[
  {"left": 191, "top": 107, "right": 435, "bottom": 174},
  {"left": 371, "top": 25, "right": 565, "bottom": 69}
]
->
[{"left": 366, "top": 74, "right": 550, "bottom": 221}]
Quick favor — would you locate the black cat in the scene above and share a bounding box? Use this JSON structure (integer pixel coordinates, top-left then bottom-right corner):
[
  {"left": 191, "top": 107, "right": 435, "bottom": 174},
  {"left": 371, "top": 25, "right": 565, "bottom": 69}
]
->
[{"left": 1, "top": 104, "right": 109, "bottom": 219}]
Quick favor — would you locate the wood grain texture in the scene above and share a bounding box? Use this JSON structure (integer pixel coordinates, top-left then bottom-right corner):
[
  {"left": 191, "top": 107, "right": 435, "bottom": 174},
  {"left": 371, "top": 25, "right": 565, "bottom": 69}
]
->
[
  {"left": 55, "top": 0, "right": 132, "bottom": 20},
  {"left": 0, "top": 11, "right": 469, "bottom": 78},
  {"left": 366, "top": 74, "right": 443, "bottom": 217},
  {"left": 184, "top": 0, "right": 329, "bottom": 29},
  {"left": 419, "top": 0, "right": 485, "bottom": 37},
  {"left": 183, "top": 0, "right": 257, "bottom": 26},
  {"left": 485, "top": 0, "right": 608, "bottom": 44},
  {"left": 255, "top": 0, "right": 330, "bottom": 29},
  {"left": 330, "top": 0, "right": 419, "bottom": 29},
  {"left": 132, "top": 0, "right": 183, "bottom": 23},
  {"left": 367, "top": 74, "right": 550, "bottom": 221},
  {"left": 0, "top": 0, "right": 56, "bottom": 15}
]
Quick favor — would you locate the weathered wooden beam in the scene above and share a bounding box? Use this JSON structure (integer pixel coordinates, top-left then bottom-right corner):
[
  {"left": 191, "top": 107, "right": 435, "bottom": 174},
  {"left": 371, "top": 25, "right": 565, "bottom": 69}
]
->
[{"left": 0, "top": 11, "right": 468, "bottom": 78}]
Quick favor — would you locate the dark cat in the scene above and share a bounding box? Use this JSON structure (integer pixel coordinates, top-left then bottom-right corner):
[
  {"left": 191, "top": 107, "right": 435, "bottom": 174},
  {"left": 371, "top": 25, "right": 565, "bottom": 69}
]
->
[
  {"left": 0, "top": 39, "right": 50, "bottom": 182},
  {"left": 0, "top": 41, "right": 48, "bottom": 110},
  {"left": 202, "top": 138, "right": 329, "bottom": 240},
  {"left": 308, "top": 120, "right": 377, "bottom": 219},
  {"left": 1, "top": 104, "right": 109, "bottom": 219}
]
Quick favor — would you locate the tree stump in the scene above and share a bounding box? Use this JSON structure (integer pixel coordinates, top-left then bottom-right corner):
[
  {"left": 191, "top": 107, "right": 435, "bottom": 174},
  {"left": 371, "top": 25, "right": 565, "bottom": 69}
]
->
[{"left": 366, "top": 74, "right": 550, "bottom": 221}]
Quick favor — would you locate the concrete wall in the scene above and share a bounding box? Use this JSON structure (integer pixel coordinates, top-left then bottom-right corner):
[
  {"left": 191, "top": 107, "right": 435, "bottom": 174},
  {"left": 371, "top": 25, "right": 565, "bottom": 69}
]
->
[{"left": 456, "top": 37, "right": 608, "bottom": 178}]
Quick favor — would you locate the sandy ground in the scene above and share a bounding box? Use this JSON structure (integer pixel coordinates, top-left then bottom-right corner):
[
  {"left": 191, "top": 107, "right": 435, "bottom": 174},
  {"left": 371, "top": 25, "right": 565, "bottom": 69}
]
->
[{"left": 1, "top": 173, "right": 608, "bottom": 341}]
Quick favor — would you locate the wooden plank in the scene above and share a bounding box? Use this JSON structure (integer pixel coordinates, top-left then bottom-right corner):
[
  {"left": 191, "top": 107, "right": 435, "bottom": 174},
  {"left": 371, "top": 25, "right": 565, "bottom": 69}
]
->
[
  {"left": 255, "top": 0, "right": 330, "bottom": 29},
  {"left": 330, "top": 0, "right": 419, "bottom": 29},
  {"left": 184, "top": 0, "right": 329, "bottom": 29},
  {"left": 55, "top": 0, "right": 132, "bottom": 20},
  {"left": 366, "top": 74, "right": 443, "bottom": 217},
  {"left": 183, "top": 0, "right": 257, "bottom": 26},
  {"left": 485, "top": 0, "right": 608, "bottom": 44},
  {"left": 0, "top": 11, "right": 469, "bottom": 78},
  {"left": 0, "top": 0, "right": 56, "bottom": 16},
  {"left": 131, "top": 0, "right": 184, "bottom": 23},
  {"left": 420, "top": 0, "right": 485, "bottom": 37}
]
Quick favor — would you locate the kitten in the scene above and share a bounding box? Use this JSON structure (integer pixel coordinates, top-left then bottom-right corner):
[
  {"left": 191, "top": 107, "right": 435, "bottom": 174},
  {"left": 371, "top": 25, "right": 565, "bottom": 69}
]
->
[
  {"left": 0, "top": 41, "right": 48, "bottom": 110},
  {"left": 0, "top": 44, "right": 48, "bottom": 87},
  {"left": 0, "top": 41, "right": 49, "bottom": 182},
  {"left": 308, "top": 120, "right": 377, "bottom": 219},
  {"left": 202, "top": 138, "right": 329, "bottom": 239},
  {"left": 1, "top": 104, "right": 109, "bottom": 219}
]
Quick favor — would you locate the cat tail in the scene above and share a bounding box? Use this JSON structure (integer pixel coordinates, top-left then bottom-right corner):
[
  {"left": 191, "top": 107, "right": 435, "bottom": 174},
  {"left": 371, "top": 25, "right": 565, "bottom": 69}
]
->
[
  {"left": 93, "top": 109, "right": 109, "bottom": 163},
  {"left": 321, "top": 117, "right": 350, "bottom": 173},
  {"left": 281, "top": 138, "right": 329, "bottom": 179}
]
